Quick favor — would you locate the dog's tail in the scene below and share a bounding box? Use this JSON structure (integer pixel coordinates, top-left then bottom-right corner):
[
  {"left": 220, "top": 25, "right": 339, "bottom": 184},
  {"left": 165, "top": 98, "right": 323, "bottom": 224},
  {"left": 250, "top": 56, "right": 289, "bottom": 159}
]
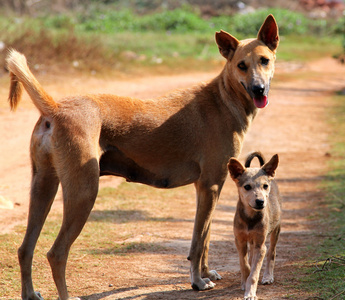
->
[
  {"left": 6, "top": 49, "right": 58, "bottom": 116},
  {"left": 245, "top": 151, "right": 265, "bottom": 168}
]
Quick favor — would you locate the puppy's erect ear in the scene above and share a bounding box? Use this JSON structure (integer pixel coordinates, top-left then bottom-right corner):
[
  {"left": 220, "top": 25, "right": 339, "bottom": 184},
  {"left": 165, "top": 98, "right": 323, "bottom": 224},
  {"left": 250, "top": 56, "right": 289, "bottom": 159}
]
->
[
  {"left": 257, "top": 14, "right": 279, "bottom": 52},
  {"left": 215, "top": 30, "right": 239, "bottom": 60},
  {"left": 228, "top": 158, "right": 245, "bottom": 181},
  {"left": 262, "top": 154, "right": 279, "bottom": 177}
]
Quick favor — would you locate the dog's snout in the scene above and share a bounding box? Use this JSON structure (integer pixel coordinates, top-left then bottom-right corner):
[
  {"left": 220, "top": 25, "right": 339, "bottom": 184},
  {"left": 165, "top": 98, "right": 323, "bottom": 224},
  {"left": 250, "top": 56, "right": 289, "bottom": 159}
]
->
[
  {"left": 252, "top": 84, "right": 265, "bottom": 96},
  {"left": 255, "top": 199, "right": 264, "bottom": 208}
]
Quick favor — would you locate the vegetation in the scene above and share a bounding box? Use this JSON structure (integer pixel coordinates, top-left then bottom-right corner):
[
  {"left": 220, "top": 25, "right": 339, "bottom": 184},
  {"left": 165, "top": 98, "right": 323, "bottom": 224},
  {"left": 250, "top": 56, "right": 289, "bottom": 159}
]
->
[
  {"left": 295, "top": 93, "right": 345, "bottom": 299},
  {"left": 0, "top": 7, "right": 343, "bottom": 74}
]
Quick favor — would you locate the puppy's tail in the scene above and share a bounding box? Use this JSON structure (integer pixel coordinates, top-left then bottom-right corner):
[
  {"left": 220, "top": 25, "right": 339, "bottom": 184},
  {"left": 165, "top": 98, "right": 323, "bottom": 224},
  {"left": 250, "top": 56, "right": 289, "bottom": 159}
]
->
[
  {"left": 6, "top": 49, "right": 58, "bottom": 116},
  {"left": 245, "top": 151, "right": 265, "bottom": 168}
]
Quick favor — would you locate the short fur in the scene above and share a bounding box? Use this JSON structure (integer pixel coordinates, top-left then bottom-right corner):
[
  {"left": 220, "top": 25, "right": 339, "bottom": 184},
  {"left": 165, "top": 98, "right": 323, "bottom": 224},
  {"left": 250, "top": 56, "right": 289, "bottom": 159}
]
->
[
  {"left": 7, "top": 15, "right": 279, "bottom": 300},
  {"left": 228, "top": 152, "right": 281, "bottom": 300}
]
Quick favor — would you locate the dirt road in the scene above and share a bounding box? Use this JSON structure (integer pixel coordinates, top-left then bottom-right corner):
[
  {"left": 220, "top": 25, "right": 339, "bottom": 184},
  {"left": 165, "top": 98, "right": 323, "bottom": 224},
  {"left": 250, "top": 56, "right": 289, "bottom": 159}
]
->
[{"left": 0, "top": 58, "right": 344, "bottom": 299}]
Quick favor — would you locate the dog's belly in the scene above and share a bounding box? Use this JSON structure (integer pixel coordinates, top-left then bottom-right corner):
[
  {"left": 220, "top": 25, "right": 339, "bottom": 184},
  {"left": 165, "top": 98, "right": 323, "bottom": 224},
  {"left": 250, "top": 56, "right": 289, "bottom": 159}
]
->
[{"left": 99, "top": 147, "right": 200, "bottom": 188}]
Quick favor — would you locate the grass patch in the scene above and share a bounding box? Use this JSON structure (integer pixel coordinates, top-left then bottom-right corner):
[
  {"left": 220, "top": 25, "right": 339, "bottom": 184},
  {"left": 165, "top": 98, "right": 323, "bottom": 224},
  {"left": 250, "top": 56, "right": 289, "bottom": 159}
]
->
[
  {"left": 0, "top": 7, "right": 343, "bottom": 75},
  {"left": 277, "top": 35, "right": 343, "bottom": 62},
  {"left": 296, "top": 93, "right": 345, "bottom": 299}
]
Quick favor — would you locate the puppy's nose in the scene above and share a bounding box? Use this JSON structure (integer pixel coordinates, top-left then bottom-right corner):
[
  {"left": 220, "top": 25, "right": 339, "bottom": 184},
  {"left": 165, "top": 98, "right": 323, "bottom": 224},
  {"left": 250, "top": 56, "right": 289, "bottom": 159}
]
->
[
  {"left": 255, "top": 199, "right": 264, "bottom": 208},
  {"left": 252, "top": 84, "right": 265, "bottom": 96}
]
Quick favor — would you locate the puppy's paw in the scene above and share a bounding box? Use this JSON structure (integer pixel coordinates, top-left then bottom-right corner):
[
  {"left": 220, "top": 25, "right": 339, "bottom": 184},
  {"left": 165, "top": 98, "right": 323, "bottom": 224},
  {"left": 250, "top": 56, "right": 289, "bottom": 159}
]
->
[
  {"left": 261, "top": 275, "right": 274, "bottom": 285},
  {"left": 244, "top": 296, "right": 257, "bottom": 300},
  {"left": 244, "top": 290, "right": 257, "bottom": 300}
]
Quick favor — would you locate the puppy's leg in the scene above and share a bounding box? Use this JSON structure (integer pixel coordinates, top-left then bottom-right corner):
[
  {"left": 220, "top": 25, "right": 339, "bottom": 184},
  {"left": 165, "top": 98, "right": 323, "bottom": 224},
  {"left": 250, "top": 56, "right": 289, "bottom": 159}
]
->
[
  {"left": 244, "top": 244, "right": 266, "bottom": 300},
  {"left": 19, "top": 164, "right": 59, "bottom": 300},
  {"left": 262, "top": 225, "right": 280, "bottom": 285},
  {"left": 235, "top": 236, "right": 250, "bottom": 291},
  {"left": 189, "top": 181, "right": 222, "bottom": 290},
  {"left": 47, "top": 157, "right": 99, "bottom": 300}
]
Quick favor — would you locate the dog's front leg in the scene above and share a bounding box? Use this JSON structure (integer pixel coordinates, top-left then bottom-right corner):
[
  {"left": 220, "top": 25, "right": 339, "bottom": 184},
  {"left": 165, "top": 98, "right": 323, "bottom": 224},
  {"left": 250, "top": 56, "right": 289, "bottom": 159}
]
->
[
  {"left": 244, "top": 244, "right": 266, "bottom": 300},
  {"left": 262, "top": 225, "right": 280, "bottom": 285},
  {"left": 234, "top": 236, "right": 250, "bottom": 291},
  {"left": 188, "top": 181, "right": 222, "bottom": 290},
  {"left": 201, "top": 228, "right": 222, "bottom": 281}
]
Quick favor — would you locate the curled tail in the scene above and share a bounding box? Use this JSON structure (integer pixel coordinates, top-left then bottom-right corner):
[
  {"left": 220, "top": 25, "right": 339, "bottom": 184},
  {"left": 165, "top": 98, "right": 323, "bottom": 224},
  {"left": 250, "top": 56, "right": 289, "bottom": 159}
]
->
[
  {"left": 245, "top": 151, "right": 265, "bottom": 168},
  {"left": 6, "top": 49, "right": 58, "bottom": 115}
]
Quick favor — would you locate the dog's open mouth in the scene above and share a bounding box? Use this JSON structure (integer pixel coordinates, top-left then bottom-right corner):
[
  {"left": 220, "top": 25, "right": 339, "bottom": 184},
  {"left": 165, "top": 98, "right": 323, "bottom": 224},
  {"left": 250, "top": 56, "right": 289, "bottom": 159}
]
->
[{"left": 253, "top": 96, "right": 269, "bottom": 109}]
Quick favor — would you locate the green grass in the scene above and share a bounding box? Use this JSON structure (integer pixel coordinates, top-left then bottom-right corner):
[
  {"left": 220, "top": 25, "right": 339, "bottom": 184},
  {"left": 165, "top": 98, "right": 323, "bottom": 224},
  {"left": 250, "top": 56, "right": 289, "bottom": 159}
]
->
[
  {"left": 296, "top": 93, "right": 345, "bottom": 299},
  {"left": 0, "top": 7, "right": 343, "bottom": 75},
  {"left": 277, "top": 35, "right": 343, "bottom": 62}
]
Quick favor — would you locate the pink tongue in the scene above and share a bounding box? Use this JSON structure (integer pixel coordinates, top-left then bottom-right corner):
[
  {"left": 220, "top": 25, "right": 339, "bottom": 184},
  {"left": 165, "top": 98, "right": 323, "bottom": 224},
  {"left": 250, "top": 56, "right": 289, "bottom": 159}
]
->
[{"left": 253, "top": 96, "right": 268, "bottom": 108}]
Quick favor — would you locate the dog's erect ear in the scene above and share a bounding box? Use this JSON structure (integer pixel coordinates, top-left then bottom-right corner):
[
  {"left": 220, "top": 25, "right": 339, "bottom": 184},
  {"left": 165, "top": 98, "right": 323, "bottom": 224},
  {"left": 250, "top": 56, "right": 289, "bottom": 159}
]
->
[
  {"left": 228, "top": 158, "right": 245, "bottom": 181},
  {"left": 215, "top": 30, "right": 239, "bottom": 60},
  {"left": 262, "top": 154, "right": 279, "bottom": 177},
  {"left": 257, "top": 14, "right": 279, "bottom": 52}
]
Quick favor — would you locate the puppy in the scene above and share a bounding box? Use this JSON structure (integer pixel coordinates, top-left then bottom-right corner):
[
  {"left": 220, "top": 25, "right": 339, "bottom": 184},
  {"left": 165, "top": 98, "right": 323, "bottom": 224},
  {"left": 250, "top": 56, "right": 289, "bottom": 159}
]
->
[{"left": 228, "top": 152, "right": 281, "bottom": 300}]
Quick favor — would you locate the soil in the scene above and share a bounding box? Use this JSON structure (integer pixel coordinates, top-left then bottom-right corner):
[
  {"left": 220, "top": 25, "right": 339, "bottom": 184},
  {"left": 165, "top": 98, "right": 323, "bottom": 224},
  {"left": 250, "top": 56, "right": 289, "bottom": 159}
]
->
[{"left": 0, "top": 57, "right": 344, "bottom": 300}]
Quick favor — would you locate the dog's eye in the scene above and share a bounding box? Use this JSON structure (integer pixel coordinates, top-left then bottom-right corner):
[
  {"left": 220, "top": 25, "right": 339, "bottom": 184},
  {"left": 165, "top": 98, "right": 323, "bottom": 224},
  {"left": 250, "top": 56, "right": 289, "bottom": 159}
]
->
[
  {"left": 261, "top": 57, "right": 269, "bottom": 66},
  {"left": 244, "top": 184, "right": 252, "bottom": 191},
  {"left": 263, "top": 184, "right": 269, "bottom": 190},
  {"left": 237, "top": 61, "right": 247, "bottom": 71}
]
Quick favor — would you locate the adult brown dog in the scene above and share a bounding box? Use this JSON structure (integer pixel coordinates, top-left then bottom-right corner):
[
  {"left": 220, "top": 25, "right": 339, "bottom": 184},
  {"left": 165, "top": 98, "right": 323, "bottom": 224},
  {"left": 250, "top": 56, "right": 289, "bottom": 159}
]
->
[{"left": 7, "top": 14, "right": 279, "bottom": 300}]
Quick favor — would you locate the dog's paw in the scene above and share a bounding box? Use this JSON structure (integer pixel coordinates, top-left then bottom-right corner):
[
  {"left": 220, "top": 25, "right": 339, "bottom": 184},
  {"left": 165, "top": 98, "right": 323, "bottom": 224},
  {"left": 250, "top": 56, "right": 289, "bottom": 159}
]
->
[
  {"left": 68, "top": 298, "right": 81, "bottom": 300},
  {"left": 261, "top": 275, "right": 274, "bottom": 285},
  {"left": 23, "top": 291, "right": 44, "bottom": 300},
  {"left": 244, "top": 296, "right": 257, "bottom": 300},
  {"left": 191, "top": 278, "right": 216, "bottom": 291},
  {"left": 206, "top": 269, "right": 222, "bottom": 281}
]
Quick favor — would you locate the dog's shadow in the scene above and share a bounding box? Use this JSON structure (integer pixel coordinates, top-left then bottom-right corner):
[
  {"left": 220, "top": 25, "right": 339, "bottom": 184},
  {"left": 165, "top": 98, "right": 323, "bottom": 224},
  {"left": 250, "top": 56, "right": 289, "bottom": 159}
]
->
[{"left": 80, "top": 279, "right": 243, "bottom": 300}]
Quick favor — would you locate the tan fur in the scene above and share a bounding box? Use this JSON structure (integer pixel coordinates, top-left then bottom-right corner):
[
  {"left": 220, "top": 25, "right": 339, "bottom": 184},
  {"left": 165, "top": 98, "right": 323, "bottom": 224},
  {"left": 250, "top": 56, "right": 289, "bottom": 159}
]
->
[
  {"left": 228, "top": 152, "right": 281, "bottom": 300},
  {"left": 7, "top": 15, "right": 279, "bottom": 300}
]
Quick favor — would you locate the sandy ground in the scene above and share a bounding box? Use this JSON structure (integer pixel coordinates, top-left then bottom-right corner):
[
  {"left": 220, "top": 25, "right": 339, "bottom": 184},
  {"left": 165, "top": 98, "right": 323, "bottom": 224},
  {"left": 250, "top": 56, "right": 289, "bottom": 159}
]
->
[{"left": 0, "top": 57, "right": 344, "bottom": 299}]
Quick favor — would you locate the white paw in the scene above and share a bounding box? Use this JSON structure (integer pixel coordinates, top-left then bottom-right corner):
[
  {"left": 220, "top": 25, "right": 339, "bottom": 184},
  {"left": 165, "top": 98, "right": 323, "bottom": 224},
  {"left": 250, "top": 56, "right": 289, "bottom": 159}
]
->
[
  {"left": 31, "top": 291, "right": 44, "bottom": 300},
  {"left": 192, "top": 278, "right": 216, "bottom": 290},
  {"left": 208, "top": 269, "right": 222, "bottom": 281},
  {"left": 261, "top": 275, "right": 274, "bottom": 285},
  {"left": 244, "top": 290, "right": 257, "bottom": 300}
]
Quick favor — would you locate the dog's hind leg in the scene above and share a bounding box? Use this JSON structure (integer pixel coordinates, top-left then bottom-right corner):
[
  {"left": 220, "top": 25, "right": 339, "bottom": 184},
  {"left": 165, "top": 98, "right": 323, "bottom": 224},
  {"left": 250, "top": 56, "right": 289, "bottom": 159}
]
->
[
  {"left": 47, "top": 157, "right": 99, "bottom": 300},
  {"left": 189, "top": 181, "right": 222, "bottom": 290},
  {"left": 18, "top": 163, "right": 60, "bottom": 300},
  {"left": 262, "top": 225, "right": 280, "bottom": 285}
]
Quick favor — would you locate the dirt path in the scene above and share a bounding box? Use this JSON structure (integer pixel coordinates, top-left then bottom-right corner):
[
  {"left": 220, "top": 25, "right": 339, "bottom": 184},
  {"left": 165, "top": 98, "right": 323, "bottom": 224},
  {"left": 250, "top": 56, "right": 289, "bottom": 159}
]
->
[{"left": 0, "top": 58, "right": 344, "bottom": 299}]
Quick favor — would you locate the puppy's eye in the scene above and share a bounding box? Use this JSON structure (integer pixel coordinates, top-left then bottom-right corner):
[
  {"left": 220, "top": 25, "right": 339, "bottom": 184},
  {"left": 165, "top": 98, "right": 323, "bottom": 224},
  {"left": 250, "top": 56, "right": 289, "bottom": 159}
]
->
[
  {"left": 244, "top": 185, "right": 252, "bottom": 191},
  {"left": 261, "top": 57, "right": 269, "bottom": 65},
  {"left": 263, "top": 184, "right": 269, "bottom": 190},
  {"left": 237, "top": 61, "right": 247, "bottom": 71}
]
